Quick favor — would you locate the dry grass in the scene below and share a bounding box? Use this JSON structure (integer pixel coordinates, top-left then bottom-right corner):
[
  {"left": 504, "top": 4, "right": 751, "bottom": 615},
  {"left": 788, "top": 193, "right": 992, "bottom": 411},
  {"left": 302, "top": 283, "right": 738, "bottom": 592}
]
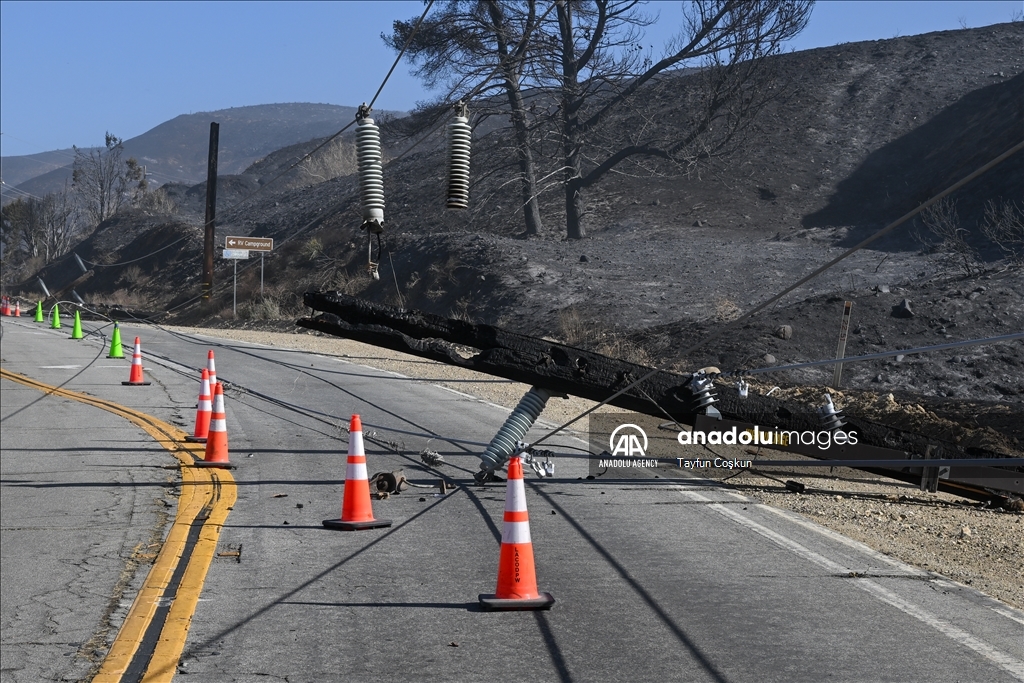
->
[
  {"left": 428, "top": 254, "right": 460, "bottom": 285},
  {"left": 103, "top": 288, "right": 149, "bottom": 308},
  {"left": 449, "top": 297, "right": 473, "bottom": 322},
  {"left": 981, "top": 199, "right": 1024, "bottom": 265},
  {"left": 301, "top": 238, "right": 324, "bottom": 259},
  {"left": 558, "top": 305, "right": 652, "bottom": 364},
  {"left": 558, "top": 306, "right": 594, "bottom": 346},
  {"left": 299, "top": 137, "right": 358, "bottom": 184},
  {"left": 118, "top": 265, "right": 148, "bottom": 288},
  {"left": 136, "top": 187, "right": 178, "bottom": 215},
  {"left": 713, "top": 296, "right": 742, "bottom": 321},
  {"left": 239, "top": 296, "right": 282, "bottom": 320},
  {"left": 597, "top": 337, "right": 652, "bottom": 366}
]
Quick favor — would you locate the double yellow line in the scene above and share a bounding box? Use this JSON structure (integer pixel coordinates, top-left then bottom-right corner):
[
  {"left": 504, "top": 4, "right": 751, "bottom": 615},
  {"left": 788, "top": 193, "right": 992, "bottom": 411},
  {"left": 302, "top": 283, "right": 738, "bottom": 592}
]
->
[{"left": 1, "top": 369, "right": 236, "bottom": 682}]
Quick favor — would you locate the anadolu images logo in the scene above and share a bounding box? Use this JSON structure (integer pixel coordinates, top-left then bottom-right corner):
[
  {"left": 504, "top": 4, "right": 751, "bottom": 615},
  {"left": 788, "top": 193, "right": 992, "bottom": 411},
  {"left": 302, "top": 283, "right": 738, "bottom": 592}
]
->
[{"left": 609, "top": 424, "right": 648, "bottom": 457}]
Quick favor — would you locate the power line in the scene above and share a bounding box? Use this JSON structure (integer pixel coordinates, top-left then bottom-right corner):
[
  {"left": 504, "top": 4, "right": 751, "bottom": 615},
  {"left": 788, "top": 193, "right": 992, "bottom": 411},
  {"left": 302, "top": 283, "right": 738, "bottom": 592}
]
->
[
  {"left": 0, "top": 182, "right": 43, "bottom": 201},
  {"left": 81, "top": 235, "right": 193, "bottom": 268},
  {"left": 529, "top": 139, "right": 1024, "bottom": 448},
  {"left": 718, "top": 332, "right": 1024, "bottom": 377},
  {"left": 367, "top": 0, "right": 435, "bottom": 111},
  {"left": 147, "top": 2, "right": 443, "bottom": 318},
  {"left": 209, "top": 1, "right": 439, "bottom": 227}
]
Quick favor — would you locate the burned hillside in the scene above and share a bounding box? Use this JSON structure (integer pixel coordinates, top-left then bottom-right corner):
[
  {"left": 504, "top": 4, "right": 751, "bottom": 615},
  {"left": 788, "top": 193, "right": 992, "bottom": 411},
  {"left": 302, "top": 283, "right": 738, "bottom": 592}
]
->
[{"left": 15, "top": 23, "right": 1024, "bottom": 418}]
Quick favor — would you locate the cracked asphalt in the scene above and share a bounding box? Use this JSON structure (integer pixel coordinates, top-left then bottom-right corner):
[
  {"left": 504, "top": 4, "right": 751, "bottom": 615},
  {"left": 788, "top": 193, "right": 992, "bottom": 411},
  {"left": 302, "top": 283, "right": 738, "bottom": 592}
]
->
[{"left": 0, "top": 349, "right": 174, "bottom": 681}]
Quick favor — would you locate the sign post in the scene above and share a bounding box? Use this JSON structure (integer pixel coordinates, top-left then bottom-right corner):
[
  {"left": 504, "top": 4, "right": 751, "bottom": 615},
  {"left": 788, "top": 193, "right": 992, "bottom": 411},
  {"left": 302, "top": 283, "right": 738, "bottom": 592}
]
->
[
  {"left": 225, "top": 237, "right": 274, "bottom": 297},
  {"left": 222, "top": 249, "right": 249, "bottom": 315}
]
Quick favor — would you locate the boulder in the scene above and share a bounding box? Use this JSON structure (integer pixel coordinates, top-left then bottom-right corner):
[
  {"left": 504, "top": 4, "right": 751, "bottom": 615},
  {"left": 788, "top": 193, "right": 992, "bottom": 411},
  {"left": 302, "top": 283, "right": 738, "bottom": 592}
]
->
[{"left": 891, "top": 299, "right": 914, "bottom": 318}]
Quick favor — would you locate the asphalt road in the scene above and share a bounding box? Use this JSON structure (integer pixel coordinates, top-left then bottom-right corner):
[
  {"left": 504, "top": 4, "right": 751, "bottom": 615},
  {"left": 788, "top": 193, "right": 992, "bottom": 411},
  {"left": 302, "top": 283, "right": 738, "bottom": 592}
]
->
[{"left": 1, "top": 314, "right": 1022, "bottom": 682}]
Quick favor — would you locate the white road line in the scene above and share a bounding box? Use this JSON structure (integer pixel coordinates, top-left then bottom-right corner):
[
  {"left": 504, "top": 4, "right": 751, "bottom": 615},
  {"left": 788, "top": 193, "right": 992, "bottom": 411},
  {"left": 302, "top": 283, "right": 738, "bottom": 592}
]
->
[
  {"left": 929, "top": 579, "right": 1024, "bottom": 627},
  {"left": 680, "top": 489, "right": 1024, "bottom": 680},
  {"left": 987, "top": 605, "right": 1024, "bottom": 628},
  {"left": 743, "top": 495, "right": 928, "bottom": 575},
  {"left": 719, "top": 490, "right": 1024, "bottom": 626}
]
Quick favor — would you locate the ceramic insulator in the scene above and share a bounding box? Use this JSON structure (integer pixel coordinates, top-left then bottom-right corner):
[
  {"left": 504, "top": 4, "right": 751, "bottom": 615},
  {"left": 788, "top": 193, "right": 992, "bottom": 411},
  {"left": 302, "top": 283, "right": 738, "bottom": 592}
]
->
[
  {"left": 446, "top": 115, "right": 471, "bottom": 209},
  {"left": 479, "top": 387, "right": 551, "bottom": 472},
  {"left": 356, "top": 117, "right": 385, "bottom": 226}
]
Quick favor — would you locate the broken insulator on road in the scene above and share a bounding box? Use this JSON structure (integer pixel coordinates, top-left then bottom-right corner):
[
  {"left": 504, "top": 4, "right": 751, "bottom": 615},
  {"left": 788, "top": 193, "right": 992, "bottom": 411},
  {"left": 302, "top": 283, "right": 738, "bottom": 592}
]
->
[
  {"left": 446, "top": 100, "right": 471, "bottom": 210},
  {"left": 356, "top": 103, "right": 384, "bottom": 280},
  {"left": 478, "top": 387, "right": 552, "bottom": 477}
]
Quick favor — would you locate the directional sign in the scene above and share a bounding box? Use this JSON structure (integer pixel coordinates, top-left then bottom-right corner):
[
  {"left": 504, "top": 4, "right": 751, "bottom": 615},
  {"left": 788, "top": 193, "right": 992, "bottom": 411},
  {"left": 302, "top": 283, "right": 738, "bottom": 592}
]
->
[
  {"left": 222, "top": 249, "right": 249, "bottom": 260},
  {"left": 225, "top": 236, "right": 273, "bottom": 252}
]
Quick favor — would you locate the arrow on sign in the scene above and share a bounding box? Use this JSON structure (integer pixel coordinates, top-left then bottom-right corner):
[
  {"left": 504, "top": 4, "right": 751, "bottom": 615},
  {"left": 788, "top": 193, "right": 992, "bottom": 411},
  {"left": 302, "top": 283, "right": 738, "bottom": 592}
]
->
[{"left": 225, "top": 236, "right": 273, "bottom": 251}]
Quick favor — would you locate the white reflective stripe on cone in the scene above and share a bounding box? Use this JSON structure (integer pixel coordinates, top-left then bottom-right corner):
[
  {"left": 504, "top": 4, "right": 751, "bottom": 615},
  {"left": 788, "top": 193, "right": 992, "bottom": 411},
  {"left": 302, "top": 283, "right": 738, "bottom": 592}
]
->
[
  {"left": 346, "top": 462, "right": 368, "bottom": 480},
  {"left": 502, "top": 521, "right": 532, "bottom": 545},
  {"left": 349, "top": 431, "right": 364, "bottom": 454},
  {"left": 199, "top": 399, "right": 212, "bottom": 410},
  {"left": 210, "top": 418, "right": 226, "bottom": 431},
  {"left": 505, "top": 477, "right": 528, "bottom": 512}
]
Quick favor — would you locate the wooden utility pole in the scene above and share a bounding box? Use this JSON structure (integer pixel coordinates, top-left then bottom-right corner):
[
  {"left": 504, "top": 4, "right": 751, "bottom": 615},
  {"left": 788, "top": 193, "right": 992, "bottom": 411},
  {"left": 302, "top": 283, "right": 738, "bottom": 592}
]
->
[{"left": 202, "top": 122, "right": 219, "bottom": 299}]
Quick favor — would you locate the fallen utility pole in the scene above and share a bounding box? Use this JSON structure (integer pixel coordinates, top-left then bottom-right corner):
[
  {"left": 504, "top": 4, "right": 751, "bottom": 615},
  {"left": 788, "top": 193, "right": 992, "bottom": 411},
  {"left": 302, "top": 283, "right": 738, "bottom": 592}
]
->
[
  {"left": 41, "top": 270, "right": 94, "bottom": 306},
  {"left": 300, "top": 291, "right": 701, "bottom": 419},
  {"left": 298, "top": 293, "right": 1021, "bottom": 497}
]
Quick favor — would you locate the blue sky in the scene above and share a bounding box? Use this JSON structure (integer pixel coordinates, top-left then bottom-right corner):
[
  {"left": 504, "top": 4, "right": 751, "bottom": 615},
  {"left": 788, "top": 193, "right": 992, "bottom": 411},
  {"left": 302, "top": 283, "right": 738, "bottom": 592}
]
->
[{"left": 1, "top": 1, "right": 1020, "bottom": 157}]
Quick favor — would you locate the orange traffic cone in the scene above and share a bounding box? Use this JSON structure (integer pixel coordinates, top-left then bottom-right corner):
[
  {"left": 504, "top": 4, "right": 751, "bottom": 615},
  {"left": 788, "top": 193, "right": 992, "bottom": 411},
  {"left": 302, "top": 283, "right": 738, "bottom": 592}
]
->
[
  {"left": 1, "top": 297, "right": 9, "bottom": 316},
  {"left": 323, "top": 415, "right": 392, "bottom": 530},
  {"left": 194, "top": 382, "right": 233, "bottom": 468},
  {"left": 206, "top": 349, "right": 217, "bottom": 388},
  {"left": 122, "top": 337, "right": 151, "bottom": 386},
  {"left": 478, "top": 455, "right": 555, "bottom": 611},
  {"left": 185, "top": 369, "right": 212, "bottom": 443},
  {"left": 13, "top": 301, "right": 21, "bottom": 317}
]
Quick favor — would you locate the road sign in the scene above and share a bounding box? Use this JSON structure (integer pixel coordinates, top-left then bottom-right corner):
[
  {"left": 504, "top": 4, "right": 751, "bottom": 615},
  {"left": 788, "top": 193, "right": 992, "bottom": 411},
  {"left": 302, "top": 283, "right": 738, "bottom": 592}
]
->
[
  {"left": 225, "top": 236, "right": 273, "bottom": 252},
  {"left": 223, "top": 249, "right": 249, "bottom": 260}
]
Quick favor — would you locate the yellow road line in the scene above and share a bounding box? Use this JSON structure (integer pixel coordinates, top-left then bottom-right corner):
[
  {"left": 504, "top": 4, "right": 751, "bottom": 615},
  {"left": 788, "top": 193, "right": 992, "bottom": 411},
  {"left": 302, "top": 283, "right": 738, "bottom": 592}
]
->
[
  {"left": 143, "top": 467, "right": 234, "bottom": 681},
  {"left": 0, "top": 368, "right": 236, "bottom": 682}
]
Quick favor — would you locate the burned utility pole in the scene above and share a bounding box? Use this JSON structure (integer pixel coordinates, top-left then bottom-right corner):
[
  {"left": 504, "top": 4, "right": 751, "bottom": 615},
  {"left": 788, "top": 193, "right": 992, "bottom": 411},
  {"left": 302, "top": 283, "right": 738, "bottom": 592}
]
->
[
  {"left": 202, "top": 121, "right": 219, "bottom": 300},
  {"left": 298, "top": 293, "right": 1021, "bottom": 497}
]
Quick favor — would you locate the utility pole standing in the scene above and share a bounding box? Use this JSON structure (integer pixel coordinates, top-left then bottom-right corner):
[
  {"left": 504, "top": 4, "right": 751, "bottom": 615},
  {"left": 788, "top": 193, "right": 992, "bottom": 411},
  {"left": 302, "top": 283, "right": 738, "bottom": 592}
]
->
[{"left": 202, "top": 122, "right": 219, "bottom": 299}]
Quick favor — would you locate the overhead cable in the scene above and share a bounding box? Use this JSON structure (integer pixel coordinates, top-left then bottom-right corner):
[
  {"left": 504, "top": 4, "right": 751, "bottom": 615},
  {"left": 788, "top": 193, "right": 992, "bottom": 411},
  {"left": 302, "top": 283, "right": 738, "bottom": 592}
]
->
[
  {"left": 367, "top": 0, "right": 435, "bottom": 111},
  {"left": 719, "top": 332, "right": 1024, "bottom": 377},
  {"left": 529, "top": 139, "right": 1024, "bottom": 447}
]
